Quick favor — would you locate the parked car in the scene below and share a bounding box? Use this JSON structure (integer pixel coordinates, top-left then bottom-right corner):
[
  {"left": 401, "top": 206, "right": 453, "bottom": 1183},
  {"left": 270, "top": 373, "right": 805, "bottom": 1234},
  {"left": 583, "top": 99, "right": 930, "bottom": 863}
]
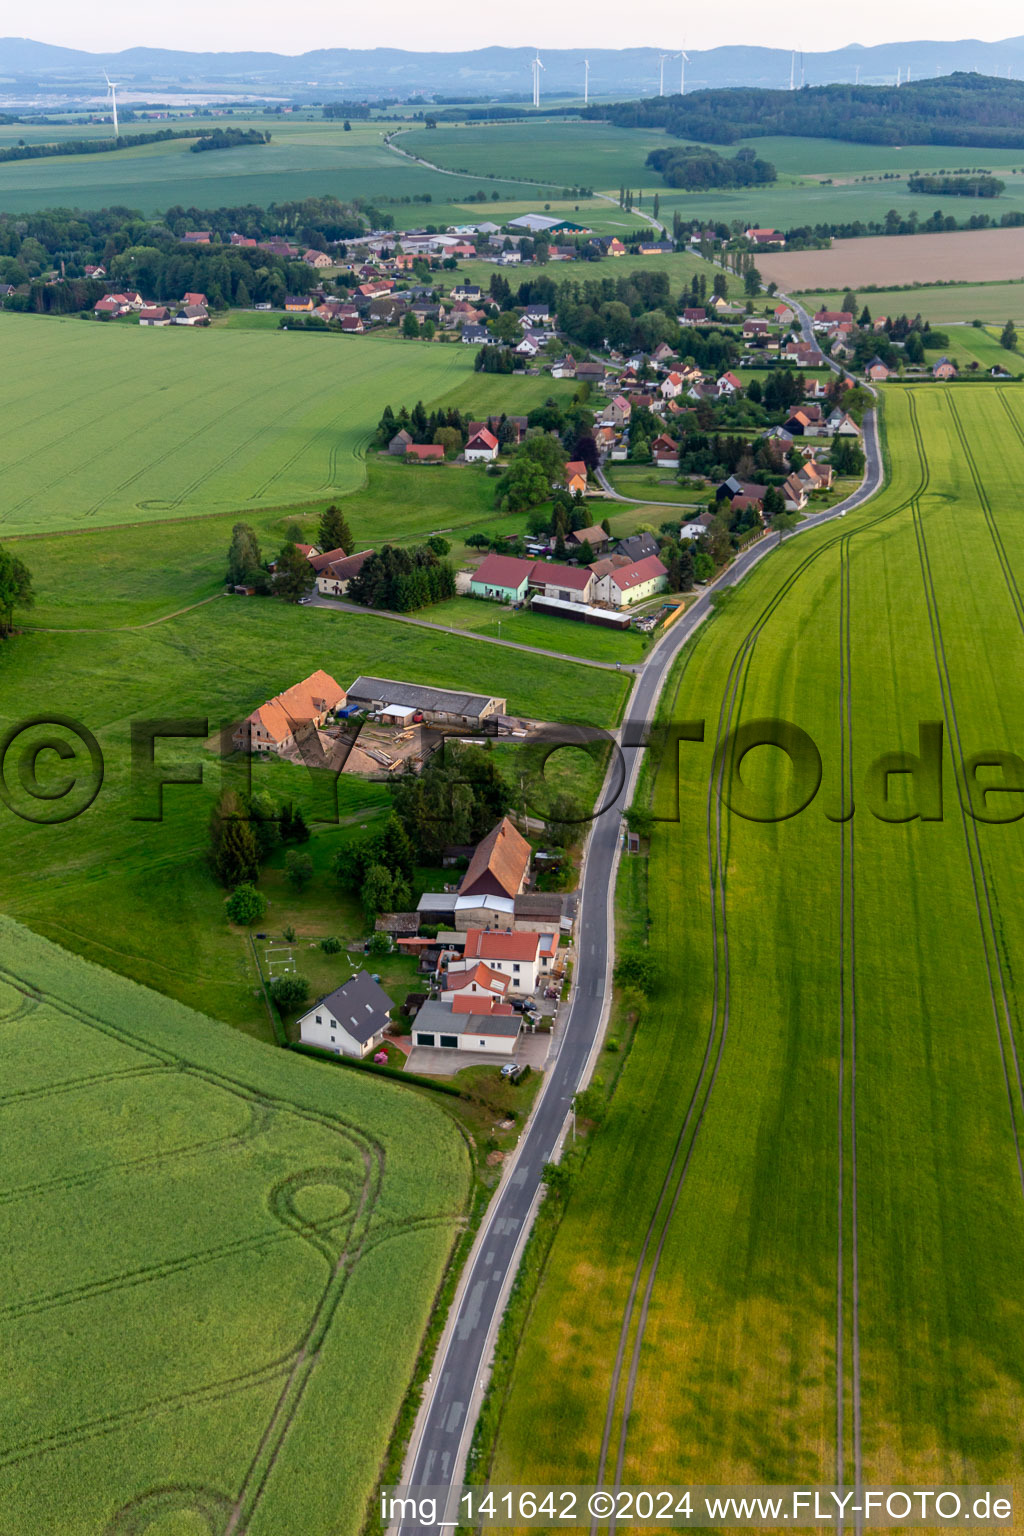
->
[
  {"left": 509, "top": 997, "right": 539, "bottom": 1014},
  {"left": 500, "top": 1062, "right": 519, "bottom": 1077}
]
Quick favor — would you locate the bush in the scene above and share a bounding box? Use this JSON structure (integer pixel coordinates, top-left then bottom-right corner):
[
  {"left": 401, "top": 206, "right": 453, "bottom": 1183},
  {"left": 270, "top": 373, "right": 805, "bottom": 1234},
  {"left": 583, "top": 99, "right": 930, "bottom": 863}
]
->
[
  {"left": 320, "top": 935, "right": 342, "bottom": 954},
  {"left": 283, "top": 924, "right": 296, "bottom": 943},
  {"left": 271, "top": 974, "right": 310, "bottom": 1010},
  {"left": 367, "top": 931, "right": 392, "bottom": 955},
  {"left": 225, "top": 883, "right": 266, "bottom": 926}
]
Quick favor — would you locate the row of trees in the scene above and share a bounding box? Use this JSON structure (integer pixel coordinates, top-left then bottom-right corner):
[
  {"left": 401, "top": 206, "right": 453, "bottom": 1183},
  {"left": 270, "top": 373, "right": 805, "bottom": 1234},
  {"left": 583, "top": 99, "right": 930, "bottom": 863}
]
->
[{"left": 346, "top": 543, "right": 456, "bottom": 612}]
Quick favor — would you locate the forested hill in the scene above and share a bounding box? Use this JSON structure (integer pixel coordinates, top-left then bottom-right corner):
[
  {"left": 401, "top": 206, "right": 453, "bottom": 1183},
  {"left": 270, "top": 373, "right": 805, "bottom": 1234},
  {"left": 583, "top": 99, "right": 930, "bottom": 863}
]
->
[{"left": 590, "top": 73, "right": 1024, "bottom": 150}]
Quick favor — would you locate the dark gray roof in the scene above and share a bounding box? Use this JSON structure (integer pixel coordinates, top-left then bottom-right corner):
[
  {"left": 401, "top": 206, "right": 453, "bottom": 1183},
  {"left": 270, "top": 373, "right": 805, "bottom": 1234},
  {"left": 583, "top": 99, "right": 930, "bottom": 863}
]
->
[
  {"left": 616, "top": 532, "right": 660, "bottom": 562},
  {"left": 413, "top": 999, "right": 521, "bottom": 1038},
  {"left": 514, "top": 893, "right": 564, "bottom": 917},
  {"left": 347, "top": 676, "right": 504, "bottom": 717},
  {"left": 315, "top": 969, "right": 394, "bottom": 1043}
]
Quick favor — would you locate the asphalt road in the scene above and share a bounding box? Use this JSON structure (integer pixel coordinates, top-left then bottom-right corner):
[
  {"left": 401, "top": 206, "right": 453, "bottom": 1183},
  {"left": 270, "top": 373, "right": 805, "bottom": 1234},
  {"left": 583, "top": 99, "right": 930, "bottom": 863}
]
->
[{"left": 396, "top": 352, "right": 883, "bottom": 1527}]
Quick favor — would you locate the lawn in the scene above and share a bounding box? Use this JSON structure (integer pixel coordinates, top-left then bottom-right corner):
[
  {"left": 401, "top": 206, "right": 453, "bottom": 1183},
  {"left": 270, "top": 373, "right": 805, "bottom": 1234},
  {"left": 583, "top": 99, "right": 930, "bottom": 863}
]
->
[
  {"left": 485, "top": 383, "right": 1024, "bottom": 1494},
  {"left": 426, "top": 597, "right": 647, "bottom": 663},
  {"left": 0, "top": 597, "right": 628, "bottom": 1033},
  {"left": 0, "top": 315, "right": 476, "bottom": 535},
  {"left": 0, "top": 915, "right": 471, "bottom": 1536},
  {"left": 796, "top": 281, "right": 1024, "bottom": 325},
  {"left": 605, "top": 465, "right": 706, "bottom": 505}
]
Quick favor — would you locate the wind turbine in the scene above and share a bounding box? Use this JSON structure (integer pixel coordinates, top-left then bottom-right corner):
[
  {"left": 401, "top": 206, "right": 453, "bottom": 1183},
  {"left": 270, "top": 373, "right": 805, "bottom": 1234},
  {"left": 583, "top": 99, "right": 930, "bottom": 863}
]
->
[
  {"left": 104, "top": 71, "right": 120, "bottom": 137},
  {"left": 583, "top": 57, "right": 590, "bottom": 104},
  {"left": 659, "top": 53, "right": 671, "bottom": 95},
  {"left": 678, "top": 49, "right": 690, "bottom": 95},
  {"left": 789, "top": 51, "right": 796, "bottom": 90},
  {"left": 530, "top": 51, "right": 544, "bottom": 109}
]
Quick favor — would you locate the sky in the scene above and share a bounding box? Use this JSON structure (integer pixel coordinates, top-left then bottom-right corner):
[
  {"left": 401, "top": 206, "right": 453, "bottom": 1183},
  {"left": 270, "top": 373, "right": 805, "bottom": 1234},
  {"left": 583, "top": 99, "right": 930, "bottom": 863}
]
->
[{"left": 13, "top": 3, "right": 1024, "bottom": 55}]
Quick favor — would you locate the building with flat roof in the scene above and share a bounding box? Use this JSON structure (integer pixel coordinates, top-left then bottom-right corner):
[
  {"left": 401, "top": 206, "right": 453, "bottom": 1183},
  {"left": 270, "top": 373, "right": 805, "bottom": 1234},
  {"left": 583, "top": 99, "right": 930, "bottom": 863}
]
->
[{"left": 411, "top": 997, "right": 521, "bottom": 1055}]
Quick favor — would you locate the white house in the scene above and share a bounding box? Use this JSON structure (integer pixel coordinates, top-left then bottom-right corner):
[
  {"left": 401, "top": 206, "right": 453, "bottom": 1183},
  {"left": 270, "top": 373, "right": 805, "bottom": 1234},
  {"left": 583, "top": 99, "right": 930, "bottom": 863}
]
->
[
  {"left": 592, "top": 554, "right": 668, "bottom": 609},
  {"left": 515, "top": 334, "right": 540, "bottom": 358},
  {"left": 441, "top": 961, "right": 510, "bottom": 1004},
  {"left": 297, "top": 970, "right": 394, "bottom": 1057},
  {"left": 465, "top": 427, "right": 499, "bottom": 462},
  {"left": 445, "top": 927, "right": 556, "bottom": 993},
  {"left": 659, "top": 371, "right": 685, "bottom": 400}
]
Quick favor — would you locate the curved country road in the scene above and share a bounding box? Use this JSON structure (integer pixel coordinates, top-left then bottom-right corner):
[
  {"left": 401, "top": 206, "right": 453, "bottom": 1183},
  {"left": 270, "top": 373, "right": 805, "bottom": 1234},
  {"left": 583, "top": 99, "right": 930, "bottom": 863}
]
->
[{"left": 396, "top": 328, "right": 882, "bottom": 1529}]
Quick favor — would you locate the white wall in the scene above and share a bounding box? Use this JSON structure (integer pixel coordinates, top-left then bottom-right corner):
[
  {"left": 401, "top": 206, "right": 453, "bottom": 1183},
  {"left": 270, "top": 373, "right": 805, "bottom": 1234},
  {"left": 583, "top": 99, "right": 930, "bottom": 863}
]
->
[{"left": 299, "top": 1006, "right": 380, "bottom": 1058}]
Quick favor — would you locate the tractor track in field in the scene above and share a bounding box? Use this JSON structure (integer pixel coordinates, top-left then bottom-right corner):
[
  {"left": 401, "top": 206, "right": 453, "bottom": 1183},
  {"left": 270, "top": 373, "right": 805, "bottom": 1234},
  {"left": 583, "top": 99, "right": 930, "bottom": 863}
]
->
[
  {"left": 593, "top": 409, "right": 934, "bottom": 1517},
  {"left": 947, "top": 394, "right": 1024, "bottom": 634},
  {"left": 907, "top": 394, "right": 1024, "bottom": 1199}
]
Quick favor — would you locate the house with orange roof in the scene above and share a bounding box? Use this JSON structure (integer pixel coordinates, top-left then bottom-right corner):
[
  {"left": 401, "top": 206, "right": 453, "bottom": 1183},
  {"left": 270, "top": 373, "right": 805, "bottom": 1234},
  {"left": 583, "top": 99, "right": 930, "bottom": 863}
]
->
[
  {"left": 440, "top": 962, "right": 510, "bottom": 1004},
  {"left": 232, "top": 669, "right": 346, "bottom": 754},
  {"left": 565, "top": 460, "right": 588, "bottom": 495},
  {"left": 457, "top": 926, "right": 558, "bottom": 991}
]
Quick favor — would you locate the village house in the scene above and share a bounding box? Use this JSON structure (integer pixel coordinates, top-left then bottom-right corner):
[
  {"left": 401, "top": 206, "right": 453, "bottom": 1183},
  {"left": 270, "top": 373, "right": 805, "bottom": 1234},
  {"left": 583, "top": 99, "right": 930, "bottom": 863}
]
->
[
  {"left": 679, "top": 307, "right": 707, "bottom": 325},
  {"left": 813, "top": 309, "right": 855, "bottom": 331},
  {"left": 717, "top": 475, "right": 768, "bottom": 510},
  {"left": 465, "top": 427, "right": 500, "bottom": 462},
  {"left": 616, "top": 532, "right": 661, "bottom": 562},
  {"left": 451, "top": 927, "right": 557, "bottom": 992},
  {"left": 783, "top": 474, "right": 808, "bottom": 511},
  {"left": 515, "top": 334, "right": 541, "bottom": 359},
  {"left": 933, "top": 356, "right": 957, "bottom": 380},
  {"left": 182, "top": 291, "right": 207, "bottom": 308},
  {"left": 233, "top": 669, "right": 347, "bottom": 754},
  {"left": 651, "top": 434, "right": 680, "bottom": 468},
  {"left": 717, "top": 371, "right": 744, "bottom": 395},
  {"left": 660, "top": 372, "right": 685, "bottom": 400},
  {"left": 182, "top": 231, "right": 211, "bottom": 244},
  {"left": 138, "top": 306, "right": 171, "bottom": 326},
  {"left": 744, "top": 227, "right": 786, "bottom": 246},
  {"left": 304, "top": 249, "right": 333, "bottom": 269},
  {"left": 593, "top": 554, "right": 668, "bottom": 608},
  {"left": 680, "top": 512, "right": 716, "bottom": 542},
  {"left": 284, "top": 295, "right": 314, "bottom": 313},
  {"left": 175, "top": 304, "right": 209, "bottom": 326},
  {"left": 575, "top": 360, "right": 606, "bottom": 386},
  {"left": 461, "top": 325, "right": 492, "bottom": 345},
  {"left": 410, "top": 995, "right": 521, "bottom": 1055},
  {"left": 450, "top": 281, "right": 483, "bottom": 302},
  {"left": 440, "top": 963, "right": 510, "bottom": 1005},
  {"left": 866, "top": 357, "right": 891, "bottom": 381},
  {"left": 469, "top": 553, "right": 534, "bottom": 604},
  {"left": 565, "top": 525, "right": 609, "bottom": 556},
  {"left": 551, "top": 354, "right": 577, "bottom": 379},
  {"left": 297, "top": 971, "right": 394, "bottom": 1058},
  {"left": 460, "top": 817, "right": 532, "bottom": 901},
  {"left": 315, "top": 550, "right": 375, "bottom": 597},
  {"left": 565, "top": 460, "right": 589, "bottom": 496}
]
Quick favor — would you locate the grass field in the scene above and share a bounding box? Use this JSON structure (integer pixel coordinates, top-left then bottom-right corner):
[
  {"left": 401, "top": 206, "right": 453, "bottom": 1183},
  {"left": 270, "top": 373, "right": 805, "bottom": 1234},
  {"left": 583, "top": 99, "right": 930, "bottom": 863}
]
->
[
  {"left": 0, "top": 117, "right": 534, "bottom": 215},
  {"left": 486, "top": 383, "right": 1024, "bottom": 1496},
  {"left": 0, "top": 915, "right": 471, "bottom": 1536},
  {"left": 0, "top": 316, "right": 485, "bottom": 534},
  {"left": 425, "top": 597, "right": 647, "bottom": 662},
  {"left": 605, "top": 465, "right": 703, "bottom": 504},
  {"left": 800, "top": 282, "right": 1024, "bottom": 326},
  {"left": 0, "top": 595, "right": 628, "bottom": 1032}
]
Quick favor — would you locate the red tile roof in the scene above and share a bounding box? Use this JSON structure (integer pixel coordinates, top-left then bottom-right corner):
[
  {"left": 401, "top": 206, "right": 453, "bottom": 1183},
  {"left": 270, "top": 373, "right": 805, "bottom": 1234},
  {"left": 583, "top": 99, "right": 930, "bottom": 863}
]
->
[
  {"left": 461, "top": 818, "right": 531, "bottom": 899},
  {"left": 405, "top": 444, "right": 444, "bottom": 460},
  {"left": 531, "top": 560, "right": 593, "bottom": 592},
  {"left": 464, "top": 927, "right": 541, "bottom": 963},
  {"left": 471, "top": 553, "right": 534, "bottom": 589},
  {"left": 609, "top": 555, "right": 668, "bottom": 592}
]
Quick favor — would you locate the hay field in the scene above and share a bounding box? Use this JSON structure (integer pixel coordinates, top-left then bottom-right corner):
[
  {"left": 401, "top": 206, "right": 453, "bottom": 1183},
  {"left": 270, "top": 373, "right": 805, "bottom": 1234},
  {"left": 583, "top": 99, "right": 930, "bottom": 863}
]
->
[{"left": 761, "top": 227, "right": 1024, "bottom": 291}]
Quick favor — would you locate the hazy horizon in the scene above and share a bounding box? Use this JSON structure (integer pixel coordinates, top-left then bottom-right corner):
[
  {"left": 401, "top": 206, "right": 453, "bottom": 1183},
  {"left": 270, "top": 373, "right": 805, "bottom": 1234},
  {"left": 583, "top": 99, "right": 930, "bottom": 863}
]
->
[{"left": 8, "top": 7, "right": 1024, "bottom": 58}]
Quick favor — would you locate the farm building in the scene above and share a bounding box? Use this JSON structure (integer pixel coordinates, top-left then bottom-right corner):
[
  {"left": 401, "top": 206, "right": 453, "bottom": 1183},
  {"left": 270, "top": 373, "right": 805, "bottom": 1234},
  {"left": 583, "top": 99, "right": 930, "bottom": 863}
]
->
[
  {"left": 530, "top": 594, "right": 631, "bottom": 629},
  {"left": 345, "top": 677, "right": 506, "bottom": 729},
  {"left": 233, "top": 670, "right": 346, "bottom": 754},
  {"left": 565, "top": 525, "right": 608, "bottom": 555},
  {"left": 529, "top": 562, "right": 595, "bottom": 605},
  {"left": 297, "top": 970, "right": 394, "bottom": 1057},
  {"left": 465, "top": 427, "right": 500, "bottom": 462},
  {"left": 410, "top": 996, "right": 521, "bottom": 1055},
  {"left": 405, "top": 444, "right": 444, "bottom": 463}
]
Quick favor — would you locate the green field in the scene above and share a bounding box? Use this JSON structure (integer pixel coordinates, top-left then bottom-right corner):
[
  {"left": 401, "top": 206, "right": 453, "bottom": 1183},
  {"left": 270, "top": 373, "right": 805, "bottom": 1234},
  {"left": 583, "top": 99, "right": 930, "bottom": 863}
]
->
[
  {"left": 0, "top": 316, "right": 479, "bottom": 534},
  {"left": 0, "top": 118, "right": 533, "bottom": 215},
  {"left": 486, "top": 384, "right": 1024, "bottom": 1495},
  {"left": 426, "top": 597, "right": 646, "bottom": 662},
  {"left": 801, "top": 283, "right": 1024, "bottom": 325},
  {"left": 0, "top": 915, "right": 470, "bottom": 1536}
]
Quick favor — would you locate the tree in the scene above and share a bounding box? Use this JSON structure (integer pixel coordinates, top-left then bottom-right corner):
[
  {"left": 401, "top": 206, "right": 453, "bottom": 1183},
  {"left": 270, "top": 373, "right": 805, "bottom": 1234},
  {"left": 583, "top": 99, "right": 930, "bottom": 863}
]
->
[
  {"left": 858, "top": 305, "right": 872, "bottom": 327},
  {"left": 546, "top": 790, "right": 588, "bottom": 849},
  {"left": 402, "top": 310, "right": 420, "bottom": 338},
  {"left": 1001, "top": 318, "right": 1018, "bottom": 351},
  {"left": 762, "top": 485, "right": 786, "bottom": 521},
  {"left": 343, "top": 120, "right": 352, "bottom": 131},
  {"left": 624, "top": 804, "right": 655, "bottom": 838},
  {"left": 318, "top": 503, "right": 353, "bottom": 554},
  {"left": 904, "top": 329, "right": 925, "bottom": 364},
  {"left": 285, "top": 849, "right": 314, "bottom": 892},
  {"left": 271, "top": 974, "right": 310, "bottom": 1010},
  {"left": 842, "top": 289, "right": 858, "bottom": 315},
  {"left": 432, "top": 426, "right": 462, "bottom": 458},
  {"left": 677, "top": 544, "right": 695, "bottom": 592},
  {"left": 0, "top": 545, "right": 33, "bottom": 637},
  {"left": 235, "top": 278, "right": 251, "bottom": 310},
  {"left": 614, "top": 948, "right": 657, "bottom": 994},
  {"left": 225, "top": 883, "right": 266, "bottom": 926},
  {"left": 361, "top": 863, "right": 394, "bottom": 922},
  {"left": 831, "top": 436, "right": 866, "bottom": 477},
  {"left": 211, "top": 792, "right": 262, "bottom": 887},
  {"left": 274, "top": 541, "right": 313, "bottom": 602},
  {"left": 743, "top": 266, "right": 762, "bottom": 296},
  {"left": 422, "top": 317, "right": 436, "bottom": 340},
  {"left": 226, "top": 522, "right": 262, "bottom": 586},
  {"left": 425, "top": 534, "right": 451, "bottom": 556}
]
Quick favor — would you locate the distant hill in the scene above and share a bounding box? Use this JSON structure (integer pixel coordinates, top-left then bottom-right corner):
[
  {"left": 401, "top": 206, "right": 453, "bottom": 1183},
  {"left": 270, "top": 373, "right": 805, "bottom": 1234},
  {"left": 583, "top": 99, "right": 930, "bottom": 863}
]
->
[
  {"left": 3, "top": 36, "right": 1024, "bottom": 101},
  {"left": 598, "top": 73, "right": 1024, "bottom": 151}
]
